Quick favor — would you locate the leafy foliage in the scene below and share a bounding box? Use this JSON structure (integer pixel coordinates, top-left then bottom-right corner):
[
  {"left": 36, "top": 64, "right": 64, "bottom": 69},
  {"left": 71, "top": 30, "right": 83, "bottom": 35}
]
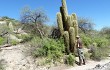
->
[
  {"left": 33, "top": 38, "right": 65, "bottom": 63},
  {"left": 81, "top": 34, "right": 109, "bottom": 48},
  {"left": 90, "top": 47, "right": 109, "bottom": 61},
  {"left": 65, "top": 54, "right": 75, "bottom": 66},
  {"left": 10, "top": 40, "right": 19, "bottom": 45},
  {"left": 93, "top": 37, "right": 109, "bottom": 47},
  {"left": 81, "top": 34, "right": 92, "bottom": 47},
  {"left": 100, "top": 27, "right": 110, "bottom": 35},
  {"left": 16, "top": 34, "right": 32, "bottom": 43},
  {"left": 0, "top": 37, "right": 4, "bottom": 45},
  {"left": 29, "top": 36, "right": 43, "bottom": 47}
]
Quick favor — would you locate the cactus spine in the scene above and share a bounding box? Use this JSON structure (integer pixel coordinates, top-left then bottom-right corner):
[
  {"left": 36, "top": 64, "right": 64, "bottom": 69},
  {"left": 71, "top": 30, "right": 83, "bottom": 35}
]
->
[{"left": 57, "top": 0, "right": 79, "bottom": 53}]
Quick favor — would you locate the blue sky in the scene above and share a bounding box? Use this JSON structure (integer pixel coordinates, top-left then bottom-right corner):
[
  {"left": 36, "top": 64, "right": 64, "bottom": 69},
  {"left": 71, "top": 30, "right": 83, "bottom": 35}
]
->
[{"left": 0, "top": 0, "right": 110, "bottom": 30}]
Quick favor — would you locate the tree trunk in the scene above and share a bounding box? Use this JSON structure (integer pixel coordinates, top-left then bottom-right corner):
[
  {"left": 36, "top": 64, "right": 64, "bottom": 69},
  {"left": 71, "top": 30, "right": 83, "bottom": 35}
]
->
[{"left": 35, "top": 23, "right": 44, "bottom": 39}]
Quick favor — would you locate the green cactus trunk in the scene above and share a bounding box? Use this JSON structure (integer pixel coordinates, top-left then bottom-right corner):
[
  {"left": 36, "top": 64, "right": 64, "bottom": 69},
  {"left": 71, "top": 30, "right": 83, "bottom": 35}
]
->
[
  {"left": 72, "top": 13, "right": 77, "bottom": 20},
  {"left": 60, "top": 0, "right": 68, "bottom": 31},
  {"left": 73, "top": 20, "right": 78, "bottom": 37},
  {"left": 69, "top": 27, "right": 75, "bottom": 53},
  {"left": 62, "top": 0, "right": 68, "bottom": 16},
  {"left": 63, "top": 31, "right": 70, "bottom": 54},
  {"left": 67, "top": 15, "right": 73, "bottom": 31},
  {"left": 57, "top": 12, "right": 64, "bottom": 36}
]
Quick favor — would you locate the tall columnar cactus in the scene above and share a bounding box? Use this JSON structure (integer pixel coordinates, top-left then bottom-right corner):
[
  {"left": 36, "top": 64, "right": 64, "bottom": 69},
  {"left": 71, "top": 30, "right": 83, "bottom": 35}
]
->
[
  {"left": 62, "top": 0, "right": 68, "bottom": 16},
  {"left": 63, "top": 31, "right": 70, "bottom": 54},
  {"left": 69, "top": 27, "right": 75, "bottom": 53},
  {"left": 57, "top": 12, "right": 64, "bottom": 36},
  {"left": 73, "top": 20, "right": 78, "bottom": 37},
  {"left": 60, "top": 0, "right": 68, "bottom": 31},
  {"left": 67, "top": 15, "right": 73, "bottom": 30},
  {"left": 57, "top": 0, "right": 79, "bottom": 53}
]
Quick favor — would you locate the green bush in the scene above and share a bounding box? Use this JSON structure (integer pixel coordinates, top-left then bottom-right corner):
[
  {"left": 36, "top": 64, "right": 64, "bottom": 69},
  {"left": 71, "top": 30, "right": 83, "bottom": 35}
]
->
[
  {"left": 81, "top": 34, "right": 92, "bottom": 48},
  {"left": 11, "top": 40, "right": 19, "bottom": 45},
  {"left": 66, "top": 54, "right": 75, "bottom": 66},
  {"left": 33, "top": 38, "right": 65, "bottom": 64},
  {"left": 16, "top": 34, "right": 32, "bottom": 43},
  {"left": 80, "top": 34, "right": 109, "bottom": 61},
  {"left": 29, "top": 36, "right": 43, "bottom": 47},
  {"left": 93, "top": 37, "right": 109, "bottom": 47},
  {"left": 90, "top": 47, "right": 109, "bottom": 61},
  {"left": 0, "top": 37, "right": 5, "bottom": 45},
  {"left": 81, "top": 34, "right": 109, "bottom": 48}
]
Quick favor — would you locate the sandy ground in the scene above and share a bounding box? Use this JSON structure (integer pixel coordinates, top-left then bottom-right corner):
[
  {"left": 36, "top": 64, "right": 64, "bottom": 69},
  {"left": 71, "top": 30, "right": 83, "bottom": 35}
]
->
[
  {"left": 65, "top": 58, "right": 110, "bottom": 70},
  {"left": 0, "top": 45, "right": 42, "bottom": 70},
  {"left": 0, "top": 45, "right": 110, "bottom": 70}
]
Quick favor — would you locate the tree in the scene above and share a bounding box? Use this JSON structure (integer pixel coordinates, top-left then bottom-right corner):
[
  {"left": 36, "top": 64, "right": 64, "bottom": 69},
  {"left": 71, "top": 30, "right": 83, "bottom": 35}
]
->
[
  {"left": 20, "top": 7, "right": 49, "bottom": 38},
  {"left": 78, "top": 17, "right": 94, "bottom": 33},
  {"left": 100, "top": 27, "right": 110, "bottom": 35}
]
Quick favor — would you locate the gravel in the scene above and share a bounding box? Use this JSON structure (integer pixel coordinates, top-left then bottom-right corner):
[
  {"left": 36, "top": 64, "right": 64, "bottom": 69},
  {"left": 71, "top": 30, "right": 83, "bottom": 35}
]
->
[{"left": 88, "top": 62, "right": 110, "bottom": 70}]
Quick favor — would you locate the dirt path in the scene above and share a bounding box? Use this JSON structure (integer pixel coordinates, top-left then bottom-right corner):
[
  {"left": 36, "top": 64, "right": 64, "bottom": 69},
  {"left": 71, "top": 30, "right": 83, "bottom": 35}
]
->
[
  {"left": 65, "top": 57, "right": 110, "bottom": 70},
  {"left": 0, "top": 45, "right": 47, "bottom": 70}
]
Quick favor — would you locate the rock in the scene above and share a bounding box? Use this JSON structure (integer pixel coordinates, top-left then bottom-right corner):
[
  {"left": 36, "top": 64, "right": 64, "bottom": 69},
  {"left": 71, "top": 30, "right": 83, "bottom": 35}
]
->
[
  {"left": 9, "top": 22, "right": 14, "bottom": 31},
  {"left": 0, "top": 21, "right": 7, "bottom": 24},
  {"left": 109, "top": 54, "right": 110, "bottom": 57},
  {"left": 13, "top": 28, "right": 28, "bottom": 35},
  {"left": 88, "top": 62, "right": 110, "bottom": 70},
  {"left": 95, "top": 64, "right": 101, "bottom": 68},
  {"left": 9, "top": 34, "right": 23, "bottom": 42}
]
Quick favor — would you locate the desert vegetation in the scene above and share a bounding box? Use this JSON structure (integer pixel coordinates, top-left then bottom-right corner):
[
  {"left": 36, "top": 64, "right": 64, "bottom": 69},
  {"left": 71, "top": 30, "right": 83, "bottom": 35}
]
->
[{"left": 0, "top": 0, "right": 110, "bottom": 70}]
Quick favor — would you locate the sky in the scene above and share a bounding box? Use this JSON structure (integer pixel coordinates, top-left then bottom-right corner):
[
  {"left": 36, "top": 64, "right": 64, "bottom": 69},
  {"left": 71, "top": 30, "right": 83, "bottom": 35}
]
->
[{"left": 0, "top": 0, "right": 110, "bottom": 30}]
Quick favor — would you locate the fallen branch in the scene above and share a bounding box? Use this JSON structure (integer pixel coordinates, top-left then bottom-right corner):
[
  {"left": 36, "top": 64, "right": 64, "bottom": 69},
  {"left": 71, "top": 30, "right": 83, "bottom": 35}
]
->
[{"left": 0, "top": 44, "right": 12, "bottom": 48}]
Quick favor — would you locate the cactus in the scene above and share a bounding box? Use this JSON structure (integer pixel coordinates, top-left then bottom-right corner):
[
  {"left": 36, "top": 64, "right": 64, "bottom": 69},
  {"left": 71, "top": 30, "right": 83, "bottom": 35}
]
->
[
  {"left": 60, "top": 0, "right": 68, "bottom": 31},
  {"left": 57, "top": 12, "right": 64, "bottom": 36},
  {"left": 73, "top": 20, "right": 78, "bottom": 37},
  {"left": 62, "top": 0, "right": 68, "bottom": 16},
  {"left": 69, "top": 27, "right": 75, "bottom": 53},
  {"left": 67, "top": 15, "right": 73, "bottom": 30},
  {"left": 57, "top": 0, "right": 79, "bottom": 54},
  {"left": 63, "top": 31, "right": 70, "bottom": 54},
  {"left": 71, "top": 13, "right": 77, "bottom": 20}
]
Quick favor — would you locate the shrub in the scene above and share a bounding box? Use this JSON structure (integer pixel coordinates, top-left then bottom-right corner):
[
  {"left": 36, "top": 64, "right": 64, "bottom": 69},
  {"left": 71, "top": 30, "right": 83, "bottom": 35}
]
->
[
  {"left": 29, "top": 36, "right": 43, "bottom": 47},
  {"left": 65, "top": 53, "right": 75, "bottom": 66},
  {"left": 93, "top": 37, "right": 109, "bottom": 47},
  {"left": 90, "top": 47, "right": 109, "bottom": 61},
  {"left": 81, "top": 34, "right": 109, "bottom": 48},
  {"left": 16, "top": 34, "right": 32, "bottom": 43},
  {"left": 0, "top": 37, "right": 5, "bottom": 45},
  {"left": 33, "top": 38, "right": 65, "bottom": 64},
  {"left": 11, "top": 40, "right": 19, "bottom": 45},
  {"left": 81, "top": 34, "right": 92, "bottom": 48}
]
